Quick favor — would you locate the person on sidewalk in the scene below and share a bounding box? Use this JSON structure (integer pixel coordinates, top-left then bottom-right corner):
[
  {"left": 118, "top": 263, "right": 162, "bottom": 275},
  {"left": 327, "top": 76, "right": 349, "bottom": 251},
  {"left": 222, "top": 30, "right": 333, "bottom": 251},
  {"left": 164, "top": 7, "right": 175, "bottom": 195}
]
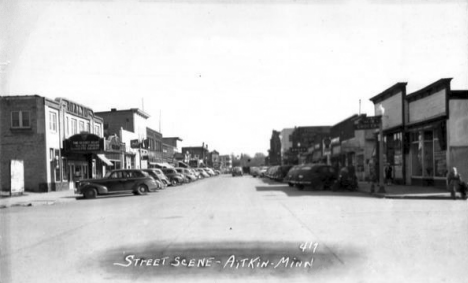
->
[
  {"left": 384, "top": 163, "right": 393, "bottom": 185},
  {"left": 446, "top": 167, "right": 461, "bottom": 200}
]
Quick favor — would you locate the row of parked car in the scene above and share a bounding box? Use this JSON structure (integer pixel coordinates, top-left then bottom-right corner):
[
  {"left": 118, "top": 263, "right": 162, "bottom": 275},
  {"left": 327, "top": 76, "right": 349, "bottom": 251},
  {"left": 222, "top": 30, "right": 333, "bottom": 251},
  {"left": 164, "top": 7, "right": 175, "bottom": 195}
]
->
[
  {"left": 251, "top": 164, "right": 358, "bottom": 191},
  {"left": 75, "top": 167, "right": 221, "bottom": 199}
]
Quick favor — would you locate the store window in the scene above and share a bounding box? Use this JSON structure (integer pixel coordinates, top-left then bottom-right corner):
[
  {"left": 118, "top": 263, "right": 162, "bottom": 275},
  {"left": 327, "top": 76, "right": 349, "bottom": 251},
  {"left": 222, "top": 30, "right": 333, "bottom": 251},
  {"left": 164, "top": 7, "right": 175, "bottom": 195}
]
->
[
  {"left": 411, "top": 129, "right": 446, "bottom": 178},
  {"left": 434, "top": 136, "right": 447, "bottom": 177},
  {"left": 411, "top": 132, "right": 423, "bottom": 176}
]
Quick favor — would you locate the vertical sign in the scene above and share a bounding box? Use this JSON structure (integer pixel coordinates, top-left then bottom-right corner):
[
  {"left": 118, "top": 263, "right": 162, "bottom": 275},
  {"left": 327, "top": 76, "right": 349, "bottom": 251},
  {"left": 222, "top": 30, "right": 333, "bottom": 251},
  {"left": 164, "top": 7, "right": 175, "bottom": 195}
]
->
[{"left": 10, "top": 160, "right": 25, "bottom": 195}]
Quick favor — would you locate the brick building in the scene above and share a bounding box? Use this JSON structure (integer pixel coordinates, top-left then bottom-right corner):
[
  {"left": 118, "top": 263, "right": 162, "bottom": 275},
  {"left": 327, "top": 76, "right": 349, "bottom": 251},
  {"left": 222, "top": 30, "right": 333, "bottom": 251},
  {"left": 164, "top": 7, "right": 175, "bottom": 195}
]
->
[
  {"left": 95, "top": 108, "right": 150, "bottom": 169},
  {"left": 268, "top": 130, "right": 282, "bottom": 166},
  {"left": 1, "top": 96, "right": 104, "bottom": 193},
  {"left": 288, "top": 126, "right": 331, "bottom": 165}
]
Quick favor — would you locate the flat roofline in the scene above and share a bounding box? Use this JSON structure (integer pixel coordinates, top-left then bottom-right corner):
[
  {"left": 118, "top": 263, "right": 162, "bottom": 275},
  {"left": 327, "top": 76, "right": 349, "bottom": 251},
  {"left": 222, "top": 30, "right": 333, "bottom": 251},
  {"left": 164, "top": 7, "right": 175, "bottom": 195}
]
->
[
  {"left": 369, "top": 82, "right": 407, "bottom": 103},
  {"left": 96, "top": 108, "right": 151, "bottom": 119}
]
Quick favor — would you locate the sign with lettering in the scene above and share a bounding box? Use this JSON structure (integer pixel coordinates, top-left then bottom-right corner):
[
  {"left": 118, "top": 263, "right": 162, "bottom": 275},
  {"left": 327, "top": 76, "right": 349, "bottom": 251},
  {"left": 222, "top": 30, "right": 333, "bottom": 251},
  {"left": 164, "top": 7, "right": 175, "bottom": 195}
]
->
[
  {"left": 130, "top": 139, "right": 140, "bottom": 149},
  {"left": 354, "top": 116, "right": 382, "bottom": 130},
  {"left": 64, "top": 133, "right": 104, "bottom": 152}
]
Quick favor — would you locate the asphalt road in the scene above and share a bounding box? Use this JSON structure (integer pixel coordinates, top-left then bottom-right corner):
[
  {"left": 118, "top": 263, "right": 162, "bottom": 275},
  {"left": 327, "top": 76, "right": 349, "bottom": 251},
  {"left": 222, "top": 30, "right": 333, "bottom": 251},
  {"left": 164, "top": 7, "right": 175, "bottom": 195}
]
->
[{"left": 1, "top": 174, "right": 468, "bottom": 283}]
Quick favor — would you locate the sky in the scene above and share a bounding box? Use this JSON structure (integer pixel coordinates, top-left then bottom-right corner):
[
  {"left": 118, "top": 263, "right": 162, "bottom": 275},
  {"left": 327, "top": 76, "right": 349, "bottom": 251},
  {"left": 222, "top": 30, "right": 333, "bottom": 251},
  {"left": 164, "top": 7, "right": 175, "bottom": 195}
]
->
[{"left": 1, "top": 0, "right": 467, "bottom": 157}]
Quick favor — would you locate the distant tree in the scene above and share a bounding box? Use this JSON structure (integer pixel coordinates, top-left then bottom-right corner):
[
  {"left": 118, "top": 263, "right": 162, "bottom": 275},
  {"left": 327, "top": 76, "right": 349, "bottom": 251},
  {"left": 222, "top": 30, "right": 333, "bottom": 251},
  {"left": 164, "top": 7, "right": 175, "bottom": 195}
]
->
[{"left": 249, "top": 152, "right": 266, "bottom": 166}]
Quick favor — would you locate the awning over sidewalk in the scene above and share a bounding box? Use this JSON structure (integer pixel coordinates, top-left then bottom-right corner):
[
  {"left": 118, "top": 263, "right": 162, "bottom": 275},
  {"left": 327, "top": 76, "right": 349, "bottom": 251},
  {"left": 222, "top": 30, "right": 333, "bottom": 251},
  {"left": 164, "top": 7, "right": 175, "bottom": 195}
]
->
[{"left": 97, "top": 154, "right": 113, "bottom": 166}]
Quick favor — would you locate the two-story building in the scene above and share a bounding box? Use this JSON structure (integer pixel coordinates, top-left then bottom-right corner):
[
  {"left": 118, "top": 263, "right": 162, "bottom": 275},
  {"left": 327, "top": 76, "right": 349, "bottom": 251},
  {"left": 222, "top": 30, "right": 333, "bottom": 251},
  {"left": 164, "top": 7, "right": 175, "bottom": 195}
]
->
[{"left": 1, "top": 96, "right": 104, "bottom": 193}]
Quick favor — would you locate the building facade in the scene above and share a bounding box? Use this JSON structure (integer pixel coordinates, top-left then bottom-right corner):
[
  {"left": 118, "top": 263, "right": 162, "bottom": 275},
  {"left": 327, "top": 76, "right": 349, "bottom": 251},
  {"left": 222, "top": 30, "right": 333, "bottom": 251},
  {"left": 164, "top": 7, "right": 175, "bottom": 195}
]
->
[
  {"left": 268, "top": 130, "right": 282, "bottom": 166},
  {"left": 96, "top": 108, "right": 150, "bottom": 169},
  {"left": 280, "top": 128, "right": 294, "bottom": 165},
  {"left": 370, "top": 78, "right": 468, "bottom": 188},
  {"left": 181, "top": 145, "right": 209, "bottom": 167},
  {"left": 290, "top": 126, "right": 331, "bottom": 165},
  {"left": 1, "top": 96, "right": 104, "bottom": 193}
]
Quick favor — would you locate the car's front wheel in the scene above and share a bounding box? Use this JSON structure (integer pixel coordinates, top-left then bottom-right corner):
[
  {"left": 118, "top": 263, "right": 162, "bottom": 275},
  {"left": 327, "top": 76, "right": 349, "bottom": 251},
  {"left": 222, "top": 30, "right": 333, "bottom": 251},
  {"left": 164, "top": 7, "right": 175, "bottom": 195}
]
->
[
  {"left": 136, "top": 184, "right": 148, "bottom": 195},
  {"left": 83, "top": 188, "right": 97, "bottom": 199}
]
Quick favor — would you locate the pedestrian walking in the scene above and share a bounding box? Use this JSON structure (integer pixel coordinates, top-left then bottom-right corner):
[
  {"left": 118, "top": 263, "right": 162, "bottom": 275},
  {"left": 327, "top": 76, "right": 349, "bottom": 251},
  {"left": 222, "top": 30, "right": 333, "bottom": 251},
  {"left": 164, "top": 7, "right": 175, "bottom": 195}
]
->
[
  {"left": 447, "top": 167, "right": 462, "bottom": 200},
  {"left": 384, "top": 163, "right": 393, "bottom": 185}
]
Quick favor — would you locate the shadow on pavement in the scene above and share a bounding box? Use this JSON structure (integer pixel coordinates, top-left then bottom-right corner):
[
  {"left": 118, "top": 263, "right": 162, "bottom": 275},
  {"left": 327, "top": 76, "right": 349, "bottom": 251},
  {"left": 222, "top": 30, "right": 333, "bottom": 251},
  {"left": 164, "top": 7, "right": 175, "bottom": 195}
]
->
[
  {"left": 256, "top": 185, "right": 374, "bottom": 198},
  {"left": 96, "top": 241, "right": 359, "bottom": 280},
  {"left": 71, "top": 192, "right": 158, "bottom": 201}
]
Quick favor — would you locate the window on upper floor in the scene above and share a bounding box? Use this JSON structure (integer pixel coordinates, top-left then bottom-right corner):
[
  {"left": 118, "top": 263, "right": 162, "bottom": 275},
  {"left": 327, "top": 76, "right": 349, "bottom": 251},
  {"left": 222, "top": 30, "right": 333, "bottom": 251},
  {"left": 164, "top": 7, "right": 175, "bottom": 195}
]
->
[
  {"left": 79, "top": 121, "right": 84, "bottom": 133},
  {"left": 49, "top": 111, "right": 57, "bottom": 132},
  {"left": 11, "top": 111, "right": 31, "bottom": 128},
  {"left": 71, "top": 118, "right": 77, "bottom": 134}
]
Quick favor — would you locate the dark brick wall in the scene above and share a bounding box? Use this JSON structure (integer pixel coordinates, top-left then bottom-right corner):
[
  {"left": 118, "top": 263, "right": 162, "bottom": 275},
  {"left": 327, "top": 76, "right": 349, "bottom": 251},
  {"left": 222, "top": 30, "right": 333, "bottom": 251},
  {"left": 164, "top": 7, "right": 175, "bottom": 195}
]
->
[
  {"left": 1, "top": 96, "right": 48, "bottom": 192},
  {"left": 97, "top": 110, "right": 135, "bottom": 136}
]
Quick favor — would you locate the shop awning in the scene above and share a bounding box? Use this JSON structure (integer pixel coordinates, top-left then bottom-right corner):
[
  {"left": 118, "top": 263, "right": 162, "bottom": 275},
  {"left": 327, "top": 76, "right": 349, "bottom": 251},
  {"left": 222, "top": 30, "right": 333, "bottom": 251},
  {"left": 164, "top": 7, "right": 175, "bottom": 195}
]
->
[{"left": 97, "top": 154, "right": 113, "bottom": 166}]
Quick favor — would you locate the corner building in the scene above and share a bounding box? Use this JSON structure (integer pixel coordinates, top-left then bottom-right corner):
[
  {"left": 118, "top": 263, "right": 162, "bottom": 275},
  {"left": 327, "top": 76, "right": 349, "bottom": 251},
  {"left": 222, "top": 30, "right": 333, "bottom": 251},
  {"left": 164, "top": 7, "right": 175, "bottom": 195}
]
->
[{"left": 0, "top": 96, "right": 104, "bottom": 192}]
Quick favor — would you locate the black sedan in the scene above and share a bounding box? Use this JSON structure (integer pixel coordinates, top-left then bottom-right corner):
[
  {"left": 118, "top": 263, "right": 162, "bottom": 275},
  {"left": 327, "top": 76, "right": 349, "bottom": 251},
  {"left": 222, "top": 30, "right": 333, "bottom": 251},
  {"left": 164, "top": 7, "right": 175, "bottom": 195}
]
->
[
  {"left": 75, "top": 169, "right": 159, "bottom": 199},
  {"left": 287, "top": 164, "right": 337, "bottom": 190}
]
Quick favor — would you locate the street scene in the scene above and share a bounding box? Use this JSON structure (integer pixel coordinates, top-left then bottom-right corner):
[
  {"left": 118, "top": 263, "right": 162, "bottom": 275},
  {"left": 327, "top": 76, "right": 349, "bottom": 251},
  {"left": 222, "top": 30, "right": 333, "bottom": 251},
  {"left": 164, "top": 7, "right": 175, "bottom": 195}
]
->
[
  {"left": 2, "top": 174, "right": 468, "bottom": 283},
  {"left": 1, "top": 1, "right": 468, "bottom": 283}
]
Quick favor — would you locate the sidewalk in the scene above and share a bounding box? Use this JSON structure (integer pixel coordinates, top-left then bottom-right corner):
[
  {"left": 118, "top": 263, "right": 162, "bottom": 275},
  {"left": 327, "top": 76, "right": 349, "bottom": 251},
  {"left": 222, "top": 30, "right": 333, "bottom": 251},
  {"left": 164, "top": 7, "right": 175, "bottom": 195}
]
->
[
  {"left": 0, "top": 189, "right": 78, "bottom": 209},
  {"left": 356, "top": 181, "right": 463, "bottom": 200}
]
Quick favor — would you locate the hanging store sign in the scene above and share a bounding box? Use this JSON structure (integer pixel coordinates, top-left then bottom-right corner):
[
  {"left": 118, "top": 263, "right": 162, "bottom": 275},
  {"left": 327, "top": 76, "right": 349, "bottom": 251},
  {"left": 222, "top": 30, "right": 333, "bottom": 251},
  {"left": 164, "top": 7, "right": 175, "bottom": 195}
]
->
[
  {"left": 130, "top": 139, "right": 140, "bottom": 149},
  {"left": 354, "top": 116, "right": 382, "bottom": 130}
]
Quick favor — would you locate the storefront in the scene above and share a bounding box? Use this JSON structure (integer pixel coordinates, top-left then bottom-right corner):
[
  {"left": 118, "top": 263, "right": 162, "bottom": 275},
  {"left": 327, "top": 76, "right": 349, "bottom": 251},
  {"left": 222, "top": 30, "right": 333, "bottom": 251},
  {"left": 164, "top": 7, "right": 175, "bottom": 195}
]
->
[
  {"left": 62, "top": 133, "right": 105, "bottom": 183},
  {"left": 103, "top": 135, "right": 124, "bottom": 172},
  {"left": 406, "top": 120, "right": 447, "bottom": 187},
  {"left": 383, "top": 130, "right": 405, "bottom": 184}
]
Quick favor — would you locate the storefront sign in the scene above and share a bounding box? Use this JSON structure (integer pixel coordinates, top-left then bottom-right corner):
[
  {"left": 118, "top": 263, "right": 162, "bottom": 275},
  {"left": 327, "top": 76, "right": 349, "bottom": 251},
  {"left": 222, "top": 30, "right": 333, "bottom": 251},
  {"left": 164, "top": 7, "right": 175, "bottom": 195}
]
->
[
  {"left": 107, "top": 135, "right": 122, "bottom": 151},
  {"left": 130, "top": 139, "right": 140, "bottom": 149},
  {"left": 64, "top": 133, "right": 104, "bottom": 152},
  {"left": 354, "top": 116, "right": 382, "bottom": 130}
]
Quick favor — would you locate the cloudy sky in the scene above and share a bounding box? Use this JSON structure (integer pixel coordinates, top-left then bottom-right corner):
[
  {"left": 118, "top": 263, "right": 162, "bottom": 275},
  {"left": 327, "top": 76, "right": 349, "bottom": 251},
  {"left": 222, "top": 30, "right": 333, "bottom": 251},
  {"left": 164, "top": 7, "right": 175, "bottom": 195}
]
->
[{"left": 1, "top": 0, "right": 467, "bottom": 156}]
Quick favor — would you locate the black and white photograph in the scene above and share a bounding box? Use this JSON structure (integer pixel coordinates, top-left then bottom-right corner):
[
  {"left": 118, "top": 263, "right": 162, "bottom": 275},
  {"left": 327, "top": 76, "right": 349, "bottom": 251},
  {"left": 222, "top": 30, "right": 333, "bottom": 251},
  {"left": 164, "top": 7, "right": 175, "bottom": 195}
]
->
[{"left": 1, "top": 0, "right": 468, "bottom": 282}]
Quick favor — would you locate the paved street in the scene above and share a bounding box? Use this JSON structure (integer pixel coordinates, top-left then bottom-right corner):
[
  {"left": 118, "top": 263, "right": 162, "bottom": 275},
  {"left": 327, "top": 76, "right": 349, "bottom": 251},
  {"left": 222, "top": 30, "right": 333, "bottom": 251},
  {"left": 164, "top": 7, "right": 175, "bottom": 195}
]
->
[{"left": 1, "top": 175, "right": 468, "bottom": 283}]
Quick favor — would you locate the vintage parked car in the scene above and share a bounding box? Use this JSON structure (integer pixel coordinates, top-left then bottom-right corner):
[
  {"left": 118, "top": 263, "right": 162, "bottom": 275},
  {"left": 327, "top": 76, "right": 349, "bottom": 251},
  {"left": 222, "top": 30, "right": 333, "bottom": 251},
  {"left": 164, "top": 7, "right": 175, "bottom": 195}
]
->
[
  {"left": 176, "top": 168, "right": 198, "bottom": 182},
  {"left": 203, "top": 168, "right": 216, "bottom": 176},
  {"left": 258, "top": 166, "right": 269, "bottom": 177},
  {"left": 196, "top": 168, "right": 210, "bottom": 178},
  {"left": 142, "top": 169, "right": 168, "bottom": 189},
  {"left": 272, "top": 165, "right": 293, "bottom": 182},
  {"left": 284, "top": 165, "right": 303, "bottom": 185},
  {"left": 161, "top": 168, "right": 186, "bottom": 185},
  {"left": 250, "top": 166, "right": 260, "bottom": 177},
  {"left": 75, "top": 169, "right": 159, "bottom": 199},
  {"left": 287, "top": 164, "right": 338, "bottom": 190},
  {"left": 266, "top": 166, "right": 279, "bottom": 179},
  {"left": 189, "top": 168, "right": 201, "bottom": 179},
  {"left": 232, "top": 166, "right": 243, "bottom": 177}
]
